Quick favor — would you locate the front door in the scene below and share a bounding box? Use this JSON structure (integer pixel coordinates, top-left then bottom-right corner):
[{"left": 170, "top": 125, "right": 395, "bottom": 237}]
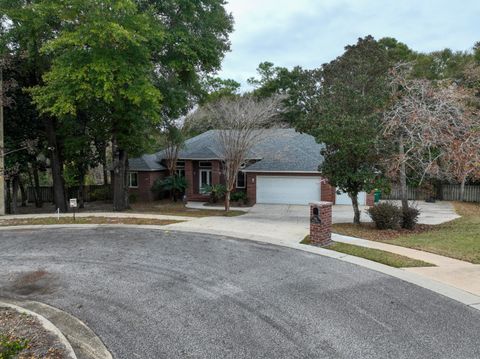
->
[{"left": 199, "top": 169, "right": 212, "bottom": 193}]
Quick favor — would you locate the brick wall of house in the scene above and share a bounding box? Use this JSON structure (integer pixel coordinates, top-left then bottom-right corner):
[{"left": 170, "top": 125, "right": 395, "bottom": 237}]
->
[
  {"left": 129, "top": 171, "right": 164, "bottom": 202},
  {"left": 366, "top": 192, "right": 375, "bottom": 206},
  {"left": 321, "top": 181, "right": 336, "bottom": 204},
  {"left": 246, "top": 173, "right": 257, "bottom": 204}
]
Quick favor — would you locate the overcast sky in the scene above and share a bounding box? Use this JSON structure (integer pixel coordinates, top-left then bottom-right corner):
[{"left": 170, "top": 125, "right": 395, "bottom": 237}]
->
[{"left": 219, "top": 0, "right": 480, "bottom": 89}]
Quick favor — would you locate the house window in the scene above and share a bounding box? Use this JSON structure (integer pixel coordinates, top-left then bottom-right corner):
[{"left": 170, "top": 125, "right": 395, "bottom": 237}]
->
[
  {"left": 175, "top": 160, "right": 185, "bottom": 177},
  {"left": 199, "top": 161, "right": 212, "bottom": 168},
  {"left": 176, "top": 160, "right": 185, "bottom": 168},
  {"left": 199, "top": 169, "right": 212, "bottom": 193},
  {"left": 236, "top": 171, "right": 246, "bottom": 188},
  {"left": 128, "top": 172, "right": 138, "bottom": 188},
  {"left": 176, "top": 169, "right": 185, "bottom": 177}
]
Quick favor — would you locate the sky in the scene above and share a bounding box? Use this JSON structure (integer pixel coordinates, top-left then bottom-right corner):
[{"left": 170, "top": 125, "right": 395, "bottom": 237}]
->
[{"left": 219, "top": 0, "right": 480, "bottom": 89}]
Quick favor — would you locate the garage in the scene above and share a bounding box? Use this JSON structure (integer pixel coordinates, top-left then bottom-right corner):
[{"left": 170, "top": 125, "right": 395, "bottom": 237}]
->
[
  {"left": 335, "top": 190, "right": 367, "bottom": 205},
  {"left": 256, "top": 176, "right": 322, "bottom": 205}
]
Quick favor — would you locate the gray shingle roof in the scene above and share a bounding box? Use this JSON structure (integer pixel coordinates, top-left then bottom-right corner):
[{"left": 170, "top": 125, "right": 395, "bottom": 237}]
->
[
  {"left": 132, "top": 129, "right": 324, "bottom": 173},
  {"left": 128, "top": 154, "right": 165, "bottom": 172},
  {"left": 157, "top": 128, "right": 324, "bottom": 173},
  {"left": 241, "top": 129, "right": 324, "bottom": 172}
]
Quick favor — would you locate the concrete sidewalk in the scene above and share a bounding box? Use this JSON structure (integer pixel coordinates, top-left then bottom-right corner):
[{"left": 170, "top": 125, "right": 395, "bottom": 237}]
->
[{"left": 333, "top": 233, "right": 480, "bottom": 297}]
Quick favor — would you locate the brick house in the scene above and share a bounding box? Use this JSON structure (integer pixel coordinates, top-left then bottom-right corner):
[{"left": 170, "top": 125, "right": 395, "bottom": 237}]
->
[{"left": 128, "top": 129, "right": 374, "bottom": 205}]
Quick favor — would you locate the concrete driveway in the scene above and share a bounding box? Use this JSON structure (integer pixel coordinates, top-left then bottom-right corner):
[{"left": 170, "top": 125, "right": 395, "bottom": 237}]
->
[
  {"left": 0, "top": 227, "right": 479, "bottom": 359},
  {"left": 175, "top": 201, "right": 459, "bottom": 244}
]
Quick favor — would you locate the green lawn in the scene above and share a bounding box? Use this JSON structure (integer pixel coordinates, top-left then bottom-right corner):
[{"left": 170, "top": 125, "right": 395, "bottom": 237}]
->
[
  {"left": 332, "top": 202, "right": 480, "bottom": 264},
  {"left": 301, "top": 235, "right": 433, "bottom": 268}
]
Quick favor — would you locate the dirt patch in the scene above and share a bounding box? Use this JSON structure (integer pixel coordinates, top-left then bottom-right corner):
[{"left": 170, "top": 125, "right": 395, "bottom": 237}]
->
[
  {"left": 0, "top": 307, "right": 67, "bottom": 358},
  {"left": 8, "top": 270, "right": 59, "bottom": 297}
]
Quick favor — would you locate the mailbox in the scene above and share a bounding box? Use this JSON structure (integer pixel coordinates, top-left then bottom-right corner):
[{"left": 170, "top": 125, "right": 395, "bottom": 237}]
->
[
  {"left": 311, "top": 207, "right": 321, "bottom": 224},
  {"left": 309, "top": 202, "right": 333, "bottom": 247}
]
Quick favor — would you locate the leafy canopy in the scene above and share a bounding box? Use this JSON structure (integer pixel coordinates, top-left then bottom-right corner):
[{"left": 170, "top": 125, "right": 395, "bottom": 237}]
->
[
  {"left": 300, "top": 36, "right": 391, "bottom": 196},
  {"left": 30, "top": 0, "right": 163, "bottom": 155}
]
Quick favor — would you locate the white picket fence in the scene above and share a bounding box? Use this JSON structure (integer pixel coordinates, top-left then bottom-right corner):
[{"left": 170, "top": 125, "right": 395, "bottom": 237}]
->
[{"left": 382, "top": 184, "right": 480, "bottom": 202}]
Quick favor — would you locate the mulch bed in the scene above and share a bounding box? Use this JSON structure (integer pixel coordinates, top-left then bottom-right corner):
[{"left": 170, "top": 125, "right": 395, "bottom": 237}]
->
[
  {"left": 202, "top": 202, "right": 252, "bottom": 208},
  {"left": 0, "top": 307, "right": 67, "bottom": 359},
  {"left": 331, "top": 222, "right": 435, "bottom": 241}
]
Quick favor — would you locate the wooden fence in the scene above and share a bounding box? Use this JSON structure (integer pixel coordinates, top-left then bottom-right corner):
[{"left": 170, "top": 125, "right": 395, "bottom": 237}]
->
[
  {"left": 382, "top": 184, "right": 480, "bottom": 202},
  {"left": 27, "top": 185, "right": 111, "bottom": 203}
]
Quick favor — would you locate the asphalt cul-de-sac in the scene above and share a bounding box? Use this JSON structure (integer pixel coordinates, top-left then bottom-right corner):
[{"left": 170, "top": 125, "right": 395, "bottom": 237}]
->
[{"left": 0, "top": 227, "right": 479, "bottom": 359}]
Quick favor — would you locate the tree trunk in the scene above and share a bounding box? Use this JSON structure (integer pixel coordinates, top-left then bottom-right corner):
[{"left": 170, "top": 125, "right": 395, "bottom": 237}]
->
[
  {"left": 350, "top": 193, "right": 361, "bottom": 224},
  {"left": 6, "top": 179, "right": 11, "bottom": 214},
  {"left": 11, "top": 176, "right": 19, "bottom": 214},
  {"left": 399, "top": 136, "right": 409, "bottom": 213},
  {"left": 78, "top": 172, "right": 85, "bottom": 209},
  {"left": 101, "top": 145, "right": 109, "bottom": 186},
  {"left": 19, "top": 177, "right": 27, "bottom": 207},
  {"left": 460, "top": 175, "right": 467, "bottom": 202},
  {"left": 224, "top": 190, "right": 231, "bottom": 211},
  {"left": 32, "top": 163, "right": 43, "bottom": 208},
  {"left": 45, "top": 119, "right": 67, "bottom": 212},
  {"left": 112, "top": 135, "right": 129, "bottom": 211}
]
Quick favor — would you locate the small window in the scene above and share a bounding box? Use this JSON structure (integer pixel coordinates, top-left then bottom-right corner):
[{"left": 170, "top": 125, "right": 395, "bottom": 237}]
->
[
  {"left": 128, "top": 172, "right": 138, "bottom": 188},
  {"left": 176, "top": 168, "right": 185, "bottom": 178},
  {"left": 199, "top": 161, "right": 212, "bottom": 168},
  {"left": 176, "top": 160, "right": 185, "bottom": 168},
  {"left": 236, "top": 171, "right": 246, "bottom": 188}
]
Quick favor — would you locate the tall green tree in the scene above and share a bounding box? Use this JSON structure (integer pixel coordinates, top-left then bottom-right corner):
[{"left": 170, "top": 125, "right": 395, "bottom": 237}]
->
[
  {"left": 248, "top": 62, "right": 322, "bottom": 126},
  {"left": 298, "top": 36, "right": 391, "bottom": 224},
  {"left": 1, "top": 0, "right": 67, "bottom": 211},
  {"left": 30, "top": 0, "right": 164, "bottom": 211}
]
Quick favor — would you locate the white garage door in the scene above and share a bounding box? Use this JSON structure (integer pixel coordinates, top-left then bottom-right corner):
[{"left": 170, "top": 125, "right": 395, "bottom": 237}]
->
[
  {"left": 335, "top": 190, "right": 366, "bottom": 205},
  {"left": 256, "top": 176, "right": 322, "bottom": 205}
]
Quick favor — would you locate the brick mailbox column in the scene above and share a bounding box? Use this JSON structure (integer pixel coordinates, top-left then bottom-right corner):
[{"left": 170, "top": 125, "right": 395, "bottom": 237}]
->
[{"left": 309, "top": 201, "right": 333, "bottom": 246}]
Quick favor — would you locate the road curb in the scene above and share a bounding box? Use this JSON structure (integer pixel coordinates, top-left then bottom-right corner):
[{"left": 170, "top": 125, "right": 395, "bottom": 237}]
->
[
  {"left": 1, "top": 224, "right": 479, "bottom": 313},
  {"left": 0, "top": 298, "right": 112, "bottom": 359},
  {"left": 0, "top": 301, "right": 77, "bottom": 359}
]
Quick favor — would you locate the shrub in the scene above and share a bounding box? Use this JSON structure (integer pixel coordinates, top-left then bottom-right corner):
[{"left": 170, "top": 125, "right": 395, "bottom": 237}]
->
[
  {"left": 128, "top": 193, "right": 138, "bottom": 204},
  {"left": 402, "top": 206, "right": 420, "bottom": 229},
  {"left": 152, "top": 175, "right": 188, "bottom": 202},
  {"left": 0, "top": 335, "right": 28, "bottom": 359},
  {"left": 202, "top": 184, "right": 226, "bottom": 203},
  {"left": 89, "top": 187, "right": 110, "bottom": 201},
  {"left": 231, "top": 191, "right": 247, "bottom": 204},
  {"left": 367, "top": 202, "right": 402, "bottom": 230}
]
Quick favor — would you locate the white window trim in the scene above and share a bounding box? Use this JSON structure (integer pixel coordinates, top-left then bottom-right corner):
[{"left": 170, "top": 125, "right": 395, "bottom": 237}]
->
[
  {"left": 129, "top": 172, "right": 138, "bottom": 188},
  {"left": 199, "top": 169, "right": 212, "bottom": 194},
  {"left": 236, "top": 171, "right": 246, "bottom": 189}
]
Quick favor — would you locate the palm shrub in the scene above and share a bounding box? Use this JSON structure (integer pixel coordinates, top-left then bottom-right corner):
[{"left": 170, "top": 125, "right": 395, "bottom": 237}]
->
[
  {"left": 231, "top": 191, "right": 248, "bottom": 204},
  {"left": 152, "top": 175, "right": 188, "bottom": 202},
  {"left": 202, "top": 184, "right": 226, "bottom": 203}
]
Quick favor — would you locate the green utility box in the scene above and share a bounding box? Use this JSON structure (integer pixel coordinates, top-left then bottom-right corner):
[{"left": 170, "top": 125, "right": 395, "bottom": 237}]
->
[{"left": 374, "top": 190, "right": 381, "bottom": 203}]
